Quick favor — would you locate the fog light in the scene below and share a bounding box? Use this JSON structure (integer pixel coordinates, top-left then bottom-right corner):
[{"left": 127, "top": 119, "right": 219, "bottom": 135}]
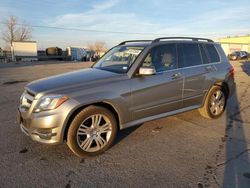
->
[{"left": 33, "top": 128, "right": 57, "bottom": 140}]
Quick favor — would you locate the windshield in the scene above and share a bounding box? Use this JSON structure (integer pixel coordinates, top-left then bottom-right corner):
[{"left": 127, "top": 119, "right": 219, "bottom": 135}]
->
[{"left": 93, "top": 46, "right": 144, "bottom": 73}]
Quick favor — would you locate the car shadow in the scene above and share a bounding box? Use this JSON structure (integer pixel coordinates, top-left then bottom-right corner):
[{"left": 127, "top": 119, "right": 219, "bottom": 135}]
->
[
  {"left": 240, "top": 61, "right": 250, "bottom": 76},
  {"left": 113, "top": 124, "right": 143, "bottom": 146},
  {"left": 222, "top": 86, "right": 250, "bottom": 187}
]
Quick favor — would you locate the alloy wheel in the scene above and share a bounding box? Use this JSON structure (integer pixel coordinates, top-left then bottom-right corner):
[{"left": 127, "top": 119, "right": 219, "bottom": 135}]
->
[
  {"left": 76, "top": 114, "right": 112, "bottom": 152},
  {"left": 209, "top": 90, "right": 225, "bottom": 116}
]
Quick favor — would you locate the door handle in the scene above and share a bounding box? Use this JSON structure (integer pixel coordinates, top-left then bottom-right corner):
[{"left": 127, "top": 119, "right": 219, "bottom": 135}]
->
[
  {"left": 171, "top": 72, "right": 182, "bottom": 80},
  {"left": 205, "top": 65, "right": 213, "bottom": 72}
]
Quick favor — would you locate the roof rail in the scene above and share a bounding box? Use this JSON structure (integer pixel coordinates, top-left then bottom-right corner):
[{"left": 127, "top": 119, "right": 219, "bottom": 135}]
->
[
  {"left": 152, "top": 37, "right": 214, "bottom": 43},
  {"left": 119, "top": 40, "right": 152, "bottom": 45}
]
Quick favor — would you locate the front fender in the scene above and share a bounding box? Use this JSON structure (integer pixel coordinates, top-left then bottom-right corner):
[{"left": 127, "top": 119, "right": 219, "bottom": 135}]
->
[{"left": 60, "top": 91, "right": 131, "bottom": 142}]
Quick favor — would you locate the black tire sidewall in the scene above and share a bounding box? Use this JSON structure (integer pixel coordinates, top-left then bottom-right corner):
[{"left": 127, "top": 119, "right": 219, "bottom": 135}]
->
[{"left": 67, "top": 106, "right": 117, "bottom": 158}]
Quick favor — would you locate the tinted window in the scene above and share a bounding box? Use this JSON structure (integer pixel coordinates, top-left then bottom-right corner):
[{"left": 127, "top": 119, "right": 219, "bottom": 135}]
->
[
  {"left": 177, "top": 43, "right": 202, "bottom": 68},
  {"left": 200, "top": 45, "right": 209, "bottom": 64},
  {"left": 205, "top": 44, "right": 220, "bottom": 63},
  {"left": 142, "top": 44, "right": 177, "bottom": 72}
]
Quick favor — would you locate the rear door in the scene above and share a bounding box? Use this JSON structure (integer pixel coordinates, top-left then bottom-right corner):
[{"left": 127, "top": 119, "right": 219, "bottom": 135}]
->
[
  {"left": 202, "top": 43, "right": 221, "bottom": 90},
  {"left": 130, "top": 43, "right": 183, "bottom": 121},
  {"left": 177, "top": 42, "right": 216, "bottom": 108}
]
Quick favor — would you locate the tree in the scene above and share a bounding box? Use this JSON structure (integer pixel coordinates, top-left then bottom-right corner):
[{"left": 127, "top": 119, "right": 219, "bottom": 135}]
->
[
  {"left": 87, "top": 41, "right": 108, "bottom": 55},
  {"left": 87, "top": 43, "right": 95, "bottom": 51},
  {"left": 94, "top": 41, "right": 107, "bottom": 55},
  {"left": 2, "top": 15, "right": 32, "bottom": 48}
]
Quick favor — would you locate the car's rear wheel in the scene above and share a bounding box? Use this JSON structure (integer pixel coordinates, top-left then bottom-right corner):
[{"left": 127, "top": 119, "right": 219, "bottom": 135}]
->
[
  {"left": 199, "top": 86, "right": 227, "bottom": 119},
  {"left": 67, "top": 106, "right": 117, "bottom": 158}
]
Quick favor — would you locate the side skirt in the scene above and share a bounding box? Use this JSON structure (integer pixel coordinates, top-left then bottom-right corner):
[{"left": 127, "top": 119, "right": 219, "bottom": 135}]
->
[{"left": 120, "top": 105, "right": 201, "bottom": 129}]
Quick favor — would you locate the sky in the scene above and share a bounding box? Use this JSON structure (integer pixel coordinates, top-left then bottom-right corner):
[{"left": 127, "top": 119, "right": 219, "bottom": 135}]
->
[{"left": 0, "top": 0, "right": 250, "bottom": 49}]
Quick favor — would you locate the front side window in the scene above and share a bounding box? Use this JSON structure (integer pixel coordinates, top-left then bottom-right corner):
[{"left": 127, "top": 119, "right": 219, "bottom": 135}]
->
[
  {"left": 142, "top": 44, "right": 177, "bottom": 72},
  {"left": 177, "top": 43, "right": 202, "bottom": 68},
  {"left": 205, "top": 44, "right": 220, "bottom": 63},
  {"left": 93, "top": 46, "right": 144, "bottom": 73}
]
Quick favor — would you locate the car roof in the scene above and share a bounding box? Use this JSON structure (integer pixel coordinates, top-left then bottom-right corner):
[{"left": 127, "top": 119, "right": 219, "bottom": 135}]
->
[
  {"left": 119, "top": 37, "right": 214, "bottom": 47},
  {"left": 118, "top": 37, "right": 214, "bottom": 47},
  {"left": 121, "top": 40, "right": 214, "bottom": 48}
]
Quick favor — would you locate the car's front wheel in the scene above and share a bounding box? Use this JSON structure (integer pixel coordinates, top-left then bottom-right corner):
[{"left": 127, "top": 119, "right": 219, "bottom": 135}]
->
[
  {"left": 67, "top": 106, "right": 117, "bottom": 158},
  {"left": 199, "top": 86, "right": 227, "bottom": 119}
]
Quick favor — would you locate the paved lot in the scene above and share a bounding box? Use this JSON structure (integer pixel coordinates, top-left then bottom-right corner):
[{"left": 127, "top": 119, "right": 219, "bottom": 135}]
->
[{"left": 0, "top": 60, "right": 250, "bottom": 188}]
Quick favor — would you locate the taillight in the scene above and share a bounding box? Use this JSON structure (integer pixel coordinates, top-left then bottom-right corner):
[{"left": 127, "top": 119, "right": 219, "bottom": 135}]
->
[{"left": 229, "top": 66, "right": 235, "bottom": 79}]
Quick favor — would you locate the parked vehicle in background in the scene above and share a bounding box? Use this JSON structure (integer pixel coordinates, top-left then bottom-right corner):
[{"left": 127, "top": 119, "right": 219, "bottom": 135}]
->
[
  {"left": 242, "top": 51, "right": 250, "bottom": 59},
  {"left": 228, "top": 51, "right": 249, "bottom": 60},
  {"left": 66, "top": 47, "right": 87, "bottom": 61},
  {"left": 17, "top": 37, "right": 235, "bottom": 158},
  {"left": 46, "top": 47, "right": 63, "bottom": 56},
  {"left": 43, "top": 47, "right": 64, "bottom": 61}
]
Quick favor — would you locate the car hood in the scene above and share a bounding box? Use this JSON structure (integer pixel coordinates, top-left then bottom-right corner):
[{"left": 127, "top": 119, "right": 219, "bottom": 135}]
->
[{"left": 26, "top": 68, "right": 120, "bottom": 94}]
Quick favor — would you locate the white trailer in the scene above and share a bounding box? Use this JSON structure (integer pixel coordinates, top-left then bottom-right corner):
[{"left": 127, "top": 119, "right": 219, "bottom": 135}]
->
[{"left": 12, "top": 41, "right": 38, "bottom": 61}]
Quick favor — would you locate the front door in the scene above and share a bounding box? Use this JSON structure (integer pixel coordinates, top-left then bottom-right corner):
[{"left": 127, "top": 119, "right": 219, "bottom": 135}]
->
[{"left": 130, "top": 43, "right": 183, "bottom": 121}]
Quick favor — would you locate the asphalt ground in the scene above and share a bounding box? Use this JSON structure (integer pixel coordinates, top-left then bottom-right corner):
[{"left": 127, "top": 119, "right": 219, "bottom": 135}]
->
[{"left": 0, "top": 60, "right": 250, "bottom": 188}]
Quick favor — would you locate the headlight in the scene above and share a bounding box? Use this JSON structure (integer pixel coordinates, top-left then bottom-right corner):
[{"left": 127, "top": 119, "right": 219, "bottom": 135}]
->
[{"left": 34, "top": 95, "right": 69, "bottom": 113}]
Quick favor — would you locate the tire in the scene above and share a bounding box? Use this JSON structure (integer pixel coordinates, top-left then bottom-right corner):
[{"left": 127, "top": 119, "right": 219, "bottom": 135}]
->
[
  {"left": 67, "top": 106, "right": 118, "bottom": 158},
  {"left": 199, "top": 86, "right": 227, "bottom": 119}
]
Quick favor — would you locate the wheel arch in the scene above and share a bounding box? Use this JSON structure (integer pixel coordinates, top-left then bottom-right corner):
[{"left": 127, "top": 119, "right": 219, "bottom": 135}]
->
[
  {"left": 63, "top": 101, "right": 121, "bottom": 141},
  {"left": 202, "top": 81, "right": 229, "bottom": 107}
]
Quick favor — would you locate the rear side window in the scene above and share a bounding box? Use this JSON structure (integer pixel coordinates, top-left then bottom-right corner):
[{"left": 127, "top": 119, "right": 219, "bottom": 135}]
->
[
  {"left": 200, "top": 45, "right": 209, "bottom": 64},
  {"left": 177, "top": 43, "right": 202, "bottom": 68},
  {"left": 205, "top": 44, "right": 220, "bottom": 63}
]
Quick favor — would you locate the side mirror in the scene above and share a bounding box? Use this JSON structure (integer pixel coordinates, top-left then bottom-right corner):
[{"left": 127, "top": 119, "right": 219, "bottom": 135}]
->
[{"left": 139, "top": 67, "right": 156, "bottom": 76}]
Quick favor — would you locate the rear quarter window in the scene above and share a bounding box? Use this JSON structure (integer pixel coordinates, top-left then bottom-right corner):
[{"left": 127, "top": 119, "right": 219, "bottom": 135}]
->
[
  {"left": 205, "top": 44, "right": 220, "bottom": 63},
  {"left": 200, "top": 45, "right": 209, "bottom": 64}
]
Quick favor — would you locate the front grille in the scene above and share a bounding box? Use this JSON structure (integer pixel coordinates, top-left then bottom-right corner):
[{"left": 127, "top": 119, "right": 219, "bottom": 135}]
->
[{"left": 20, "top": 90, "right": 35, "bottom": 110}]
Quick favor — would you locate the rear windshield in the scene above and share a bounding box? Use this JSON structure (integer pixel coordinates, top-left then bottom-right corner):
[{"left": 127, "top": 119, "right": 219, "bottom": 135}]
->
[{"left": 93, "top": 46, "right": 144, "bottom": 73}]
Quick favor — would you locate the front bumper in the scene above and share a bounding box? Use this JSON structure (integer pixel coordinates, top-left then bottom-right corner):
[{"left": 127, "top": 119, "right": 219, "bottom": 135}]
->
[
  {"left": 17, "top": 99, "right": 79, "bottom": 145},
  {"left": 18, "top": 108, "right": 65, "bottom": 144}
]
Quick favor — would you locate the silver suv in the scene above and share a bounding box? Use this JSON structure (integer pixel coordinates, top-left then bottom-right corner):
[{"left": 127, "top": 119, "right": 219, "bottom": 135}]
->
[{"left": 17, "top": 37, "right": 235, "bottom": 157}]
